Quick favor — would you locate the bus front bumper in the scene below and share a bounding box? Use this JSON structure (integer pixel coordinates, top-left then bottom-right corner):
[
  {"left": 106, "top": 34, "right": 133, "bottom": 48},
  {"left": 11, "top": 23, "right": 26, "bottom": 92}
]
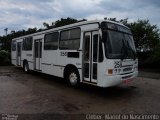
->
[{"left": 98, "top": 71, "right": 138, "bottom": 87}]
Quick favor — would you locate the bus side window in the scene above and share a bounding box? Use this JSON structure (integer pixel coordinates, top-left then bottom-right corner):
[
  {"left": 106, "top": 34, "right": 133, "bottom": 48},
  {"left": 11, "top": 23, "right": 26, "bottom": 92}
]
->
[
  {"left": 93, "top": 34, "right": 98, "bottom": 62},
  {"left": 23, "top": 37, "right": 33, "bottom": 51},
  {"left": 44, "top": 32, "right": 59, "bottom": 50},
  {"left": 60, "top": 28, "right": 80, "bottom": 50},
  {"left": 12, "top": 41, "right": 16, "bottom": 51},
  {"left": 17, "top": 42, "right": 21, "bottom": 56}
]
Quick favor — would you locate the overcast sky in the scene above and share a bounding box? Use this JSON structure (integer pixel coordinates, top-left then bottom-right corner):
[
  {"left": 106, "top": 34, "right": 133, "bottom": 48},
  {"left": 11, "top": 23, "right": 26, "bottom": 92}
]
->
[{"left": 0, "top": 0, "right": 160, "bottom": 35}]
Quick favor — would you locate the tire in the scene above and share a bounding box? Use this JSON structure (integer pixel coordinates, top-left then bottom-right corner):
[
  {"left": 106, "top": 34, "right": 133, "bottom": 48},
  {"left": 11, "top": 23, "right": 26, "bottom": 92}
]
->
[
  {"left": 66, "top": 68, "right": 80, "bottom": 87},
  {"left": 23, "top": 62, "right": 29, "bottom": 73}
]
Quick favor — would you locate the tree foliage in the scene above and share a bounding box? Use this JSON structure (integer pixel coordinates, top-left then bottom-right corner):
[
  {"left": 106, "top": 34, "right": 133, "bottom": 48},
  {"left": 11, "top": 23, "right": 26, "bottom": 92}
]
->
[
  {"left": 0, "top": 28, "right": 38, "bottom": 51},
  {"left": 54, "top": 17, "right": 78, "bottom": 27},
  {"left": 43, "top": 17, "right": 87, "bottom": 29},
  {"left": 0, "top": 50, "right": 10, "bottom": 65},
  {"left": 128, "top": 20, "right": 160, "bottom": 51}
]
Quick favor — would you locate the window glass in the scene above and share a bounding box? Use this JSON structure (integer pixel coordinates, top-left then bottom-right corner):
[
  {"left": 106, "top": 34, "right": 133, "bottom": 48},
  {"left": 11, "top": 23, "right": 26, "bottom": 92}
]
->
[
  {"left": 12, "top": 40, "right": 16, "bottom": 51},
  {"left": 118, "top": 26, "right": 131, "bottom": 34},
  {"left": 84, "top": 63, "right": 89, "bottom": 78},
  {"left": 107, "top": 23, "right": 118, "bottom": 30},
  {"left": 44, "top": 32, "right": 59, "bottom": 50},
  {"left": 23, "top": 37, "right": 33, "bottom": 51},
  {"left": 93, "top": 63, "right": 97, "bottom": 79},
  {"left": 84, "top": 36, "right": 90, "bottom": 61},
  {"left": 99, "top": 38, "right": 103, "bottom": 62},
  {"left": 70, "top": 29, "right": 81, "bottom": 39},
  {"left": 61, "top": 31, "right": 69, "bottom": 40},
  {"left": 105, "top": 30, "right": 124, "bottom": 58},
  {"left": 35, "top": 42, "right": 38, "bottom": 58},
  {"left": 93, "top": 35, "right": 98, "bottom": 62},
  {"left": 17, "top": 42, "right": 21, "bottom": 56},
  {"left": 40, "top": 41, "right": 42, "bottom": 58},
  {"left": 106, "top": 22, "right": 131, "bottom": 34},
  {"left": 60, "top": 28, "right": 80, "bottom": 50}
]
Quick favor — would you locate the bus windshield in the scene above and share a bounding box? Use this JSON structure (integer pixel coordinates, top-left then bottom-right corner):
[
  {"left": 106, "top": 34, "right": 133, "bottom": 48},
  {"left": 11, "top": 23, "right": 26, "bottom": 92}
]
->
[{"left": 101, "top": 22, "right": 136, "bottom": 60}]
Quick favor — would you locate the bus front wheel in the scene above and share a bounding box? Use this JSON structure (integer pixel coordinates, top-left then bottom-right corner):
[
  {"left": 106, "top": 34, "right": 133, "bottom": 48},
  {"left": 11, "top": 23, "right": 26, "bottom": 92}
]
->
[{"left": 66, "top": 68, "right": 80, "bottom": 87}]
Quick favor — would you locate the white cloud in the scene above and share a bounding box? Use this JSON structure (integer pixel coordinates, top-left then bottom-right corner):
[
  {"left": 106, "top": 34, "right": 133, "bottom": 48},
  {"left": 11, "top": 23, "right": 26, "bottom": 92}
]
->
[
  {"left": 65, "top": 0, "right": 103, "bottom": 10},
  {"left": 48, "top": 0, "right": 63, "bottom": 14},
  {"left": 86, "top": 14, "right": 106, "bottom": 20}
]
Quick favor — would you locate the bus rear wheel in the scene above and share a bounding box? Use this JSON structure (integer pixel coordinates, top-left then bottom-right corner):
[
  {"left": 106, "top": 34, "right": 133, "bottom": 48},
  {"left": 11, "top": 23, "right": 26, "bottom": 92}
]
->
[
  {"left": 23, "top": 62, "right": 29, "bottom": 73},
  {"left": 66, "top": 69, "right": 80, "bottom": 87}
]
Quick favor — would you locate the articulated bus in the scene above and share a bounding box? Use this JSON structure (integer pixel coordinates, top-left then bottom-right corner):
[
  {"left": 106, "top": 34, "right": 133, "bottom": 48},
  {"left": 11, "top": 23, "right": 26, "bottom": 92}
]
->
[{"left": 11, "top": 20, "right": 138, "bottom": 87}]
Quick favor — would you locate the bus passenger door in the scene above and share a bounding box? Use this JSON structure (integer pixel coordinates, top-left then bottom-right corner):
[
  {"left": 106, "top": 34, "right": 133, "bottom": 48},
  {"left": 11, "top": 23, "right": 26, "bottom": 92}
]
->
[
  {"left": 17, "top": 42, "right": 22, "bottom": 66},
  {"left": 83, "top": 31, "right": 99, "bottom": 83},
  {"left": 91, "top": 31, "right": 99, "bottom": 83},
  {"left": 34, "top": 39, "right": 42, "bottom": 70}
]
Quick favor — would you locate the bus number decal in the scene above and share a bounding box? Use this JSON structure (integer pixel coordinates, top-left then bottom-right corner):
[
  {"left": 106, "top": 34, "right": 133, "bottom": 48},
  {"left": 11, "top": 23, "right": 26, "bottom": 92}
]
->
[
  {"left": 114, "top": 61, "right": 122, "bottom": 68},
  {"left": 60, "top": 52, "right": 68, "bottom": 56}
]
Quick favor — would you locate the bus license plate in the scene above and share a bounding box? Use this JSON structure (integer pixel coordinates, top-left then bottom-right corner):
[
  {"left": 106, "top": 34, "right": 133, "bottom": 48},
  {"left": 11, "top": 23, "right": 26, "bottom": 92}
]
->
[{"left": 123, "top": 78, "right": 134, "bottom": 84}]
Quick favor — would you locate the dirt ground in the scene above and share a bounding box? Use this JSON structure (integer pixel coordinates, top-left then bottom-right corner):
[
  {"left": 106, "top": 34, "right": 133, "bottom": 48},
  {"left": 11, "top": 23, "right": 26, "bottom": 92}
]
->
[{"left": 0, "top": 66, "right": 160, "bottom": 119}]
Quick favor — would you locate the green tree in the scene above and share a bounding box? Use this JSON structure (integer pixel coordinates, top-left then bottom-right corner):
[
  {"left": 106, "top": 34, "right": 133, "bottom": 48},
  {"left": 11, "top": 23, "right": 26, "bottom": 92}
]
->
[
  {"left": 0, "top": 50, "right": 10, "bottom": 65},
  {"left": 42, "top": 17, "right": 86, "bottom": 29},
  {"left": 43, "top": 22, "right": 55, "bottom": 29},
  {"left": 43, "top": 22, "right": 50, "bottom": 29},
  {"left": 127, "top": 20, "right": 160, "bottom": 68},
  {"left": 54, "top": 17, "right": 78, "bottom": 27},
  {"left": 26, "top": 28, "right": 37, "bottom": 34},
  {"left": 128, "top": 20, "right": 160, "bottom": 51}
]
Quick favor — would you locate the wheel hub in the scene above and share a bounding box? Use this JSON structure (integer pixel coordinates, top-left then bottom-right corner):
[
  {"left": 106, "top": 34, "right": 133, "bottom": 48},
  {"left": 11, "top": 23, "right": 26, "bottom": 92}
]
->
[
  {"left": 69, "top": 72, "right": 77, "bottom": 85},
  {"left": 25, "top": 64, "right": 28, "bottom": 72}
]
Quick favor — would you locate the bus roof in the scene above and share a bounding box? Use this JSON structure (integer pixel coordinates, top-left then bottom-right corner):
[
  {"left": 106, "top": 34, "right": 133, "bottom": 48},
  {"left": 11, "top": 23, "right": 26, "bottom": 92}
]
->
[{"left": 12, "top": 19, "right": 129, "bottom": 40}]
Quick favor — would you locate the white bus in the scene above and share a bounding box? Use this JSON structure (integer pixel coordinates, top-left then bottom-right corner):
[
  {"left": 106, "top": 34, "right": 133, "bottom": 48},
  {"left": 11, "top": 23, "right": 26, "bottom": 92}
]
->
[{"left": 11, "top": 20, "right": 138, "bottom": 87}]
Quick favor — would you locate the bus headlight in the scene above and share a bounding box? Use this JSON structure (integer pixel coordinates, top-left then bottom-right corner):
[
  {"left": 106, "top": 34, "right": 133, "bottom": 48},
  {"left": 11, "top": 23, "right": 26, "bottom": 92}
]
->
[
  {"left": 114, "top": 69, "right": 121, "bottom": 74},
  {"left": 107, "top": 69, "right": 121, "bottom": 75},
  {"left": 114, "top": 69, "right": 118, "bottom": 73}
]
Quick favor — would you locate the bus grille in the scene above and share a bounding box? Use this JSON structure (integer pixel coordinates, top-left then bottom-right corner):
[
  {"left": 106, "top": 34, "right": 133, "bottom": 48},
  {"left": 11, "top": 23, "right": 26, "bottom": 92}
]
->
[{"left": 123, "top": 67, "right": 132, "bottom": 72}]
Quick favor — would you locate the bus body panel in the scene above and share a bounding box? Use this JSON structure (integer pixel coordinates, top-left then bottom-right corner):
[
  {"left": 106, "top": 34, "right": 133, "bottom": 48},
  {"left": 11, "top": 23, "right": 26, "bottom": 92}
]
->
[
  {"left": 40, "top": 23, "right": 99, "bottom": 79},
  {"left": 98, "top": 71, "right": 138, "bottom": 87},
  {"left": 11, "top": 20, "right": 138, "bottom": 88},
  {"left": 11, "top": 50, "right": 17, "bottom": 66}
]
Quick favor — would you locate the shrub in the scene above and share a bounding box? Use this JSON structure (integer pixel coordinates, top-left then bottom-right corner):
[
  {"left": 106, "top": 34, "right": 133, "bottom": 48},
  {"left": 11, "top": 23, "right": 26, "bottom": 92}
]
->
[
  {"left": 0, "top": 50, "right": 11, "bottom": 66},
  {"left": 145, "top": 44, "right": 160, "bottom": 69}
]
